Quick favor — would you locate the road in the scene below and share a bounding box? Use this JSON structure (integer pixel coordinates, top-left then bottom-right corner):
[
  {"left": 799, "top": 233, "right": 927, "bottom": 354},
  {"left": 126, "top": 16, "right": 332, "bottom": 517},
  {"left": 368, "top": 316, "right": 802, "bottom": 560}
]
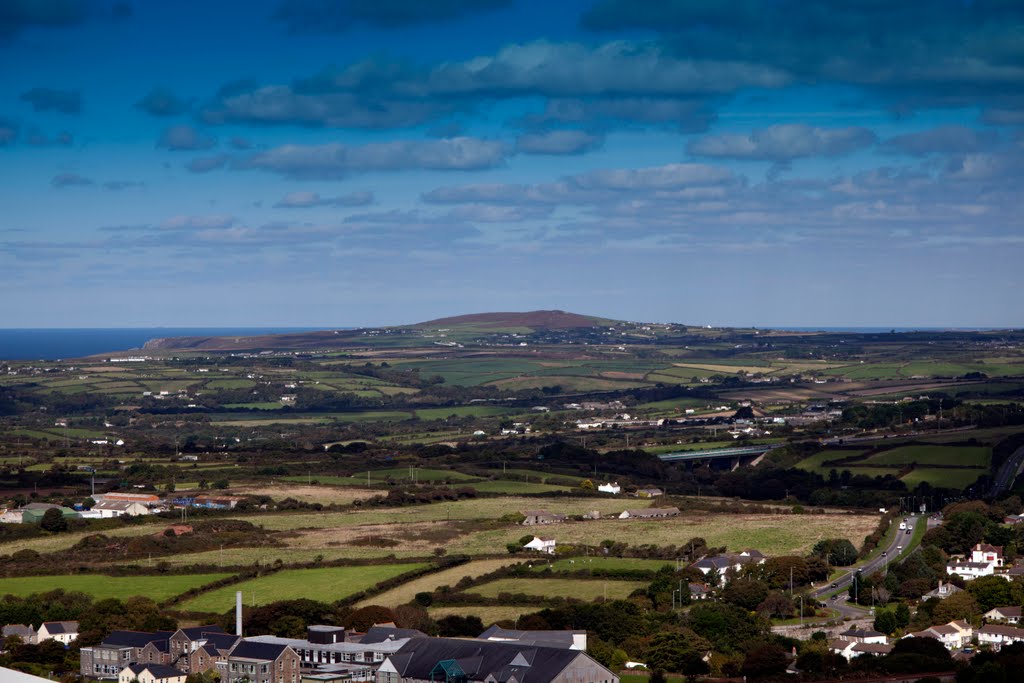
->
[
  {"left": 811, "top": 514, "right": 920, "bottom": 618},
  {"left": 990, "top": 445, "right": 1024, "bottom": 498}
]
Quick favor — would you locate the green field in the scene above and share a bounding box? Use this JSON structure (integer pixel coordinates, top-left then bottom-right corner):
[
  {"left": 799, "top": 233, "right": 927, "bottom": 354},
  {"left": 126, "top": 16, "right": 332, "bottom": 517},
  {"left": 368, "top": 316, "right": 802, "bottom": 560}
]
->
[
  {"left": 865, "top": 445, "right": 991, "bottom": 467},
  {"left": 178, "top": 564, "right": 429, "bottom": 613},
  {"left": 0, "top": 573, "right": 232, "bottom": 602},
  {"left": 794, "top": 450, "right": 869, "bottom": 471},
  {"left": 466, "top": 480, "right": 572, "bottom": 494},
  {"left": 900, "top": 468, "right": 986, "bottom": 490},
  {"left": 429, "top": 605, "right": 534, "bottom": 625},
  {"left": 528, "top": 557, "right": 675, "bottom": 572},
  {"left": 464, "top": 577, "right": 647, "bottom": 601}
]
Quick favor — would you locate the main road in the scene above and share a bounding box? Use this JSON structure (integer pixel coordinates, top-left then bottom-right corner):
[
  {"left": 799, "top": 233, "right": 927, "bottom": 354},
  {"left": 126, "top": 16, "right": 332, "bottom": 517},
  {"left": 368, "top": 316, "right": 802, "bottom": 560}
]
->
[
  {"left": 990, "top": 445, "right": 1024, "bottom": 498},
  {"left": 810, "top": 514, "right": 920, "bottom": 618}
]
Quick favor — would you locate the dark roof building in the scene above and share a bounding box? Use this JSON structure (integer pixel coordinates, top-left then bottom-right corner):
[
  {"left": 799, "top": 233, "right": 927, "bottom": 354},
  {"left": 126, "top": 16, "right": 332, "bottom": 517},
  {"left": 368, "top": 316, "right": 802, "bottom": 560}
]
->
[
  {"left": 376, "top": 637, "right": 617, "bottom": 683},
  {"left": 477, "top": 626, "right": 586, "bottom": 651}
]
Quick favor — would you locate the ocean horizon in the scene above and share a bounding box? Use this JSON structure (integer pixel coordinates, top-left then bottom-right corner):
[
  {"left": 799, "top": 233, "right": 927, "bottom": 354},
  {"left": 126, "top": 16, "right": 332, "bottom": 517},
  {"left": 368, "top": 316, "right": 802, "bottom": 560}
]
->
[
  {"left": 0, "top": 324, "right": 1010, "bottom": 361},
  {"left": 0, "top": 327, "right": 324, "bottom": 361}
]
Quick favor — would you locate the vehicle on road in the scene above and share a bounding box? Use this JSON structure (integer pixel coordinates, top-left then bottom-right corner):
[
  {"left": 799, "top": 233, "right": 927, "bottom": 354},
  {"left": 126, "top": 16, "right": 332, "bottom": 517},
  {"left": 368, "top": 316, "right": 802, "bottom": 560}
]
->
[
  {"left": 882, "top": 551, "right": 887, "bottom": 557},
  {"left": 899, "top": 521, "right": 907, "bottom": 530}
]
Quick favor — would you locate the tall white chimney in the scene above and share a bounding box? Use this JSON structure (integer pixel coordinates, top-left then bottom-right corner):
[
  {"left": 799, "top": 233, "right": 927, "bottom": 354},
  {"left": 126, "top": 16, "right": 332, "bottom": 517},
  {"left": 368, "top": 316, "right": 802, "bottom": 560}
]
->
[{"left": 236, "top": 590, "right": 243, "bottom": 636}]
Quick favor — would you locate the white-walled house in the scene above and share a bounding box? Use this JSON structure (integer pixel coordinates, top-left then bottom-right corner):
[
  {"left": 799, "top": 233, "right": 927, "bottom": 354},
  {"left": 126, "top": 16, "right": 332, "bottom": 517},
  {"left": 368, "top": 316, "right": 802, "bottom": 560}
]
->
[
  {"left": 904, "top": 620, "right": 972, "bottom": 650},
  {"left": 947, "top": 543, "right": 1004, "bottom": 581},
  {"left": 524, "top": 537, "right": 556, "bottom": 554},
  {"left": 984, "top": 606, "right": 1023, "bottom": 623},
  {"left": 598, "top": 482, "right": 621, "bottom": 495},
  {"left": 36, "top": 621, "right": 78, "bottom": 645},
  {"left": 118, "top": 663, "right": 186, "bottom": 683},
  {"left": 978, "top": 624, "right": 1024, "bottom": 650}
]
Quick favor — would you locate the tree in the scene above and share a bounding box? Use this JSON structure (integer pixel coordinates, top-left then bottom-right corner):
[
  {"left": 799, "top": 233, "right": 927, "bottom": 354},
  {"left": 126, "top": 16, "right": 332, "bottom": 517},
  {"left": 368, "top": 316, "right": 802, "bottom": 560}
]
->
[
  {"left": 213, "top": 478, "right": 230, "bottom": 489},
  {"left": 932, "top": 591, "right": 979, "bottom": 624},
  {"left": 967, "top": 575, "right": 1013, "bottom": 612},
  {"left": 40, "top": 508, "right": 68, "bottom": 533},
  {"left": 874, "top": 609, "right": 898, "bottom": 635},
  {"left": 721, "top": 578, "right": 768, "bottom": 611},
  {"left": 580, "top": 479, "right": 594, "bottom": 490},
  {"left": 812, "top": 538, "right": 857, "bottom": 566},
  {"left": 742, "top": 643, "right": 787, "bottom": 678},
  {"left": 756, "top": 591, "right": 794, "bottom": 619},
  {"left": 894, "top": 602, "right": 911, "bottom": 629},
  {"left": 437, "top": 614, "right": 484, "bottom": 637}
]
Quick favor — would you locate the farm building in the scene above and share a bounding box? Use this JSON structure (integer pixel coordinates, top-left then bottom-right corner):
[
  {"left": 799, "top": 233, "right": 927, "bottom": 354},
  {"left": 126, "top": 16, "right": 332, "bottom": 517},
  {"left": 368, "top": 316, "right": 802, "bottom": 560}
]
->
[
  {"left": 521, "top": 510, "right": 566, "bottom": 525},
  {"left": 617, "top": 507, "right": 679, "bottom": 519}
]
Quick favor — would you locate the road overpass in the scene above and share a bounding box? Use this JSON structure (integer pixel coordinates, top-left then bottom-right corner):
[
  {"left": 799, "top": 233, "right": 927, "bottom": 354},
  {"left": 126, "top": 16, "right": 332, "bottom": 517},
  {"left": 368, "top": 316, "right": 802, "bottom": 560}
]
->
[{"left": 657, "top": 443, "right": 779, "bottom": 466}]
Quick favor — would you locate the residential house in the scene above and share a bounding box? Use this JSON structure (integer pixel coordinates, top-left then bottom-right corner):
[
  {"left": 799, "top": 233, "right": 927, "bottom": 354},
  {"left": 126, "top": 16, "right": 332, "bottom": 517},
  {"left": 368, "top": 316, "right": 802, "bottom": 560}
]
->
[
  {"left": 984, "top": 607, "right": 1022, "bottom": 624},
  {"left": 524, "top": 536, "right": 556, "bottom": 554},
  {"left": 521, "top": 510, "right": 566, "bottom": 525},
  {"left": 92, "top": 500, "right": 150, "bottom": 517},
  {"left": 923, "top": 581, "right": 963, "bottom": 600},
  {"left": 636, "top": 487, "right": 664, "bottom": 498},
  {"left": 168, "top": 626, "right": 235, "bottom": 675},
  {"left": 828, "top": 639, "right": 893, "bottom": 661},
  {"left": 977, "top": 624, "right": 1024, "bottom": 650},
  {"left": 118, "top": 663, "right": 186, "bottom": 683},
  {"left": 477, "top": 626, "right": 586, "bottom": 651},
  {"left": 999, "top": 564, "right": 1024, "bottom": 580},
  {"left": 617, "top": 507, "right": 680, "bottom": 520},
  {"left": 597, "top": 483, "right": 620, "bottom": 495},
  {"left": 222, "top": 640, "right": 301, "bottom": 683},
  {"left": 904, "top": 620, "right": 973, "bottom": 650},
  {"left": 948, "top": 543, "right": 1005, "bottom": 581},
  {"left": 375, "top": 636, "right": 617, "bottom": 683},
  {"left": 36, "top": 621, "right": 78, "bottom": 645},
  {"left": 837, "top": 629, "right": 887, "bottom": 644},
  {"left": 688, "top": 583, "right": 711, "bottom": 601},
  {"left": 947, "top": 560, "right": 995, "bottom": 581},
  {"left": 2, "top": 624, "right": 36, "bottom": 645},
  {"left": 691, "top": 551, "right": 768, "bottom": 587}
]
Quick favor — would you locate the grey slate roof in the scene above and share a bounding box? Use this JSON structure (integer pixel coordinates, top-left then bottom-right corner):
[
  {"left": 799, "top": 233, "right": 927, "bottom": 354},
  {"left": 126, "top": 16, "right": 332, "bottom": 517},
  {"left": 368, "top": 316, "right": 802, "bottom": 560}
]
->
[
  {"left": 477, "top": 626, "right": 581, "bottom": 649},
  {"left": 40, "top": 621, "right": 77, "bottom": 635},
  {"left": 99, "top": 630, "right": 174, "bottom": 648},
  {"left": 386, "top": 637, "right": 595, "bottom": 683},
  {"left": 229, "top": 640, "right": 292, "bottom": 661},
  {"left": 2, "top": 625, "right": 35, "bottom": 638},
  {"left": 128, "top": 663, "right": 183, "bottom": 678},
  {"left": 361, "top": 626, "right": 428, "bottom": 644}
]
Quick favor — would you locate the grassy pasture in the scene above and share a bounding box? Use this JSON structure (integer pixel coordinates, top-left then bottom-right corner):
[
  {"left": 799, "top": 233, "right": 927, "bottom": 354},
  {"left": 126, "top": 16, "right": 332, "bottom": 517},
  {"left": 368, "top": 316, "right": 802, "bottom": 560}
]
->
[
  {"left": 429, "top": 605, "right": 533, "bottom": 625},
  {"left": 357, "top": 558, "right": 521, "bottom": 608},
  {"left": 414, "top": 406, "right": 514, "bottom": 420},
  {"left": 900, "top": 468, "right": 986, "bottom": 490},
  {"left": 445, "top": 513, "right": 880, "bottom": 558},
  {"left": 464, "top": 577, "right": 646, "bottom": 601},
  {"left": 465, "top": 480, "right": 572, "bottom": 494},
  {"left": 179, "top": 564, "right": 429, "bottom": 613},
  {"left": 0, "top": 573, "right": 232, "bottom": 602},
  {"left": 528, "top": 557, "right": 675, "bottom": 573},
  {"left": 865, "top": 445, "right": 991, "bottom": 467},
  {"left": 794, "top": 450, "right": 869, "bottom": 471}
]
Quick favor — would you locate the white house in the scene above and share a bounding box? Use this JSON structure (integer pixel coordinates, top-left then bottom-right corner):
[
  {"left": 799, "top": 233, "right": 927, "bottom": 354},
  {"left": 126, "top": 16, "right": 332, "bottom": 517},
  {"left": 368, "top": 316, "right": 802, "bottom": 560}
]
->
[
  {"left": 598, "top": 482, "right": 621, "bottom": 495},
  {"left": 984, "top": 606, "right": 1022, "bottom": 623},
  {"left": 977, "top": 624, "right": 1024, "bottom": 650},
  {"left": 523, "top": 536, "right": 556, "bottom": 554},
  {"left": 828, "top": 639, "right": 893, "bottom": 661},
  {"left": 36, "top": 621, "right": 78, "bottom": 645},
  {"left": 923, "top": 581, "right": 963, "bottom": 600},
  {"left": 947, "top": 543, "right": 1004, "bottom": 581},
  {"left": 904, "top": 620, "right": 972, "bottom": 650},
  {"left": 837, "top": 629, "right": 887, "bottom": 644},
  {"left": 118, "top": 663, "right": 186, "bottom": 683}
]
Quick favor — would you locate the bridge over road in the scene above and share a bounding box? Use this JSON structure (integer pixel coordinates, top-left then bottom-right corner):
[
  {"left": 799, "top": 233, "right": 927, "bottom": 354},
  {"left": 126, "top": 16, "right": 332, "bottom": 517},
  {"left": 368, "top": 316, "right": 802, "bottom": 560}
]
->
[{"left": 656, "top": 443, "right": 781, "bottom": 467}]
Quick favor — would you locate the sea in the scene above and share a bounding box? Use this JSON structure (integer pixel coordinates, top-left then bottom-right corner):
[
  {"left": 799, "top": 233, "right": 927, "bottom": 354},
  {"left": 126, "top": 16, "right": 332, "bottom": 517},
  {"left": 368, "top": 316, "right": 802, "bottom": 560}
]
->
[{"left": 0, "top": 328, "right": 322, "bottom": 361}]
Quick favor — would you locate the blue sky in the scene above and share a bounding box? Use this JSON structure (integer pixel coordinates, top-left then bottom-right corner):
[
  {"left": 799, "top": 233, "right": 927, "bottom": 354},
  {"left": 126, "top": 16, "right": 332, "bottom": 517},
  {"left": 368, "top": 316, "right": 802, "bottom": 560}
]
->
[{"left": 1, "top": 0, "right": 1022, "bottom": 328}]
